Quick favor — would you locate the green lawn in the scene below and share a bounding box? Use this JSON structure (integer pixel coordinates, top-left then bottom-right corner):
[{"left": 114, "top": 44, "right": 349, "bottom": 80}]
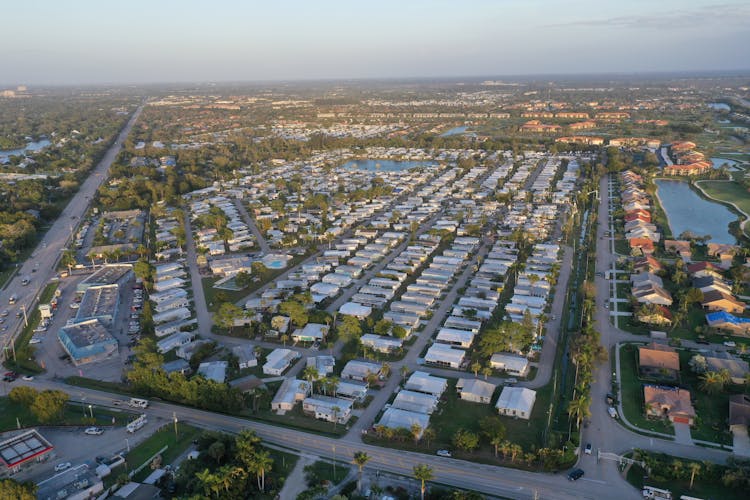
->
[
  {"left": 618, "top": 344, "right": 675, "bottom": 435},
  {"left": 4, "top": 282, "right": 59, "bottom": 374},
  {"left": 127, "top": 423, "right": 201, "bottom": 481},
  {"left": 303, "top": 460, "right": 349, "bottom": 487},
  {"left": 250, "top": 404, "right": 352, "bottom": 437},
  {"left": 0, "top": 397, "right": 134, "bottom": 431},
  {"left": 697, "top": 180, "right": 750, "bottom": 237}
]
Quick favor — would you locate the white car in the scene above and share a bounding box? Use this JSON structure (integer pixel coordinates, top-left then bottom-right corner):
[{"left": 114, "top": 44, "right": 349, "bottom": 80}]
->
[
  {"left": 84, "top": 427, "right": 103, "bottom": 435},
  {"left": 436, "top": 449, "right": 452, "bottom": 457},
  {"left": 607, "top": 406, "right": 618, "bottom": 418},
  {"left": 724, "top": 341, "right": 736, "bottom": 348},
  {"left": 54, "top": 462, "right": 71, "bottom": 472},
  {"left": 21, "top": 375, "right": 34, "bottom": 381}
]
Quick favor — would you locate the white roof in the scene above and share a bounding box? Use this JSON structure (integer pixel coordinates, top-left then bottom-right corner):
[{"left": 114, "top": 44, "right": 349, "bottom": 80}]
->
[
  {"left": 495, "top": 387, "right": 536, "bottom": 413},
  {"left": 339, "top": 302, "right": 373, "bottom": 318},
  {"left": 197, "top": 361, "right": 228, "bottom": 383},
  {"left": 490, "top": 353, "right": 529, "bottom": 371},
  {"left": 405, "top": 371, "right": 447, "bottom": 397},
  {"left": 424, "top": 343, "right": 466, "bottom": 365},
  {"left": 392, "top": 390, "right": 438, "bottom": 414},
  {"left": 378, "top": 407, "right": 430, "bottom": 436},
  {"left": 457, "top": 378, "right": 496, "bottom": 400},
  {"left": 436, "top": 328, "right": 476, "bottom": 344}
]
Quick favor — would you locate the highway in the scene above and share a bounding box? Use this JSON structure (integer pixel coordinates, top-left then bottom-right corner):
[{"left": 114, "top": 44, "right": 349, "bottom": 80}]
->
[{"left": 0, "top": 102, "right": 145, "bottom": 362}]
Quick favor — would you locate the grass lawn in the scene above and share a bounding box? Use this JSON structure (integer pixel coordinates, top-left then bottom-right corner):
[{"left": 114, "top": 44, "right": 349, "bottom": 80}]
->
[
  {"left": 0, "top": 397, "right": 134, "bottom": 431},
  {"left": 618, "top": 344, "right": 675, "bottom": 436},
  {"left": 697, "top": 180, "right": 750, "bottom": 237},
  {"left": 303, "top": 459, "right": 350, "bottom": 487},
  {"left": 626, "top": 462, "right": 745, "bottom": 500},
  {"left": 614, "top": 238, "right": 630, "bottom": 256},
  {"left": 677, "top": 350, "right": 733, "bottom": 446},
  {"left": 127, "top": 423, "right": 201, "bottom": 481},
  {"left": 202, "top": 277, "right": 255, "bottom": 312},
  {"left": 250, "top": 404, "right": 351, "bottom": 437}
]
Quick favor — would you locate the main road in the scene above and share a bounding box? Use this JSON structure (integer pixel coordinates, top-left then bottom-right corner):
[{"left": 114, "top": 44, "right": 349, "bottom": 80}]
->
[
  {"left": 0, "top": 101, "right": 146, "bottom": 361},
  {"left": 20, "top": 377, "right": 636, "bottom": 500}
]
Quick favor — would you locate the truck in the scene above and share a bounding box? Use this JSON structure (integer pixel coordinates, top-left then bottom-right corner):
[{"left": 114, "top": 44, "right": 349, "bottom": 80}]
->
[{"left": 128, "top": 398, "right": 149, "bottom": 409}]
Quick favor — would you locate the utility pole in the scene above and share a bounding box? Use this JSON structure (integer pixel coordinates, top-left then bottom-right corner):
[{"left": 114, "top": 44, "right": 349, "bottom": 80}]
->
[
  {"left": 20, "top": 304, "right": 28, "bottom": 327},
  {"left": 173, "top": 412, "right": 178, "bottom": 438}
]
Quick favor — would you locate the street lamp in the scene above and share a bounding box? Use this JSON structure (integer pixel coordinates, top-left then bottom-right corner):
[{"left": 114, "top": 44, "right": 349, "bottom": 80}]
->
[{"left": 88, "top": 404, "right": 94, "bottom": 419}]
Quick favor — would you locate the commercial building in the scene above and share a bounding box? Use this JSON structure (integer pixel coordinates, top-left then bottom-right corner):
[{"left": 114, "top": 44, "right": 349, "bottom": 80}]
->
[
  {"left": 58, "top": 319, "right": 118, "bottom": 366},
  {"left": 0, "top": 429, "right": 54, "bottom": 475},
  {"left": 75, "top": 284, "right": 120, "bottom": 325}
]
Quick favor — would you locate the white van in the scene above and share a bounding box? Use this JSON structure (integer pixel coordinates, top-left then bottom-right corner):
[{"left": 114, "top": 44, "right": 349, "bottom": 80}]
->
[{"left": 128, "top": 398, "right": 149, "bottom": 408}]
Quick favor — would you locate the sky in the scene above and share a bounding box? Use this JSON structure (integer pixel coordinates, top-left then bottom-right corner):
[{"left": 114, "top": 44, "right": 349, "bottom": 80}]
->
[{"left": 1, "top": 0, "right": 748, "bottom": 85}]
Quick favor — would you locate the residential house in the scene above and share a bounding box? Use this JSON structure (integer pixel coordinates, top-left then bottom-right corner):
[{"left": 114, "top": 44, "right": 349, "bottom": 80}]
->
[
  {"left": 706, "top": 311, "right": 750, "bottom": 336},
  {"left": 263, "top": 348, "right": 300, "bottom": 376},
  {"left": 636, "top": 305, "right": 673, "bottom": 326},
  {"left": 292, "top": 323, "right": 329, "bottom": 342},
  {"left": 392, "top": 390, "right": 439, "bottom": 414},
  {"left": 638, "top": 343, "right": 680, "bottom": 380},
  {"left": 197, "top": 361, "right": 228, "bottom": 383},
  {"left": 701, "top": 290, "right": 745, "bottom": 314},
  {"left": 341, "top": 360, "right": 382, "bottom": 382},
  {"left": 232, "top": 344, "right": 257, "bottom": 369},
  {"left": 271, "top": 378, "right": 311, "bottom": 411},
  {"left": 424, "top": 343, "right": 466, "bottom": 369},
  {"left": 643, "top": 385, "right": 696, "bottom": 425},
  {"left": 360, "top": 334, "right": 403, "bottom": 353},
  {"left": 489, "top": 353, "right": 530, "bottom": 377},
  {"left": 302, "top": 396, "right": 353, "bottom": 424},
  {"left": 705, "top": 352, "right": 749, "bottom": 384},
  {"left": 687, "top": 261, "right": 724, "bottom": 280},
  {"left": 457, "top": 378, "right": 496, "bottom": 404},
  {"left": 495, "top": 387, "right": 536, "bottom": 420},
  {"left": 728, "top": 394, "right": 750, "bottom": 436},
  {"left": 664, "top": 240, "right": 692, "bottom": 261},
  {"left": 404, "top": 371, "right": 448, "bottom": 397}
]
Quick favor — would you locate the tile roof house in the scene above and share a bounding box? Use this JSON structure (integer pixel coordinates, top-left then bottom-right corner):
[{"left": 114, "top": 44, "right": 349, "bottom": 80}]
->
[
  {"left": 633, "top": 255, "right": 664, "bottom": 274},
  {"left": 643, "top": 385, "right": 696, "bottom": 425},
  {"left": 633, "top": 284, "right": 674, "bottom": 306},
  {"left": 686, "top": 261, "right": 724, "bottom": 279},
  {"left": 638, "top": 343, "right": 680, "bottom": 380},
  {"left": 705, "top": 352, "right": 749, "bottom": 385},
  {"left": 728, "top": 394, "right": 750, "bottom": 432},
  {"left": 629, "top": 238, "right": 655, "bottom": 255},
  {"left": 664, "top": 240, "right": 692, "bottom": 260}
]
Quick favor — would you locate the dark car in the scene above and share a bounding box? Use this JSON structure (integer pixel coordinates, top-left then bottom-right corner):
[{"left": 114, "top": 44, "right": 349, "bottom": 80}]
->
[
  {"left": 567, "top": 468, "right": 584, "bottom": 481},
  {"left": 695, "top": 338, "right": 710, "bottom": 345}
]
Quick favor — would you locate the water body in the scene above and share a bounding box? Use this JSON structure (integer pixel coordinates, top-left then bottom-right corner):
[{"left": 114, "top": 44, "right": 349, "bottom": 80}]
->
[
  {"left": 710, "top": 157, "right": 741, "bottom": 171},
  {"left": 655, "top": 179, "right": 736, "bottom": 244},
  {"left": 343, "top": 159, "right": 432, "bottom": 171},
  {"left": 440, "top": 126, "right": 468, "bottom": 137},
  {"left": 708, "top": 103, "right": 731, "bottom": 111},
  {"left": 0, "top": 138, "right": 51, "bottom": 159}
]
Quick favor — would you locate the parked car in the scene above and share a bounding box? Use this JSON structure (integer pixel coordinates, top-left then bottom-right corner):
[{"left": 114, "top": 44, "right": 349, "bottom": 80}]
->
[
  {"left": 567, "top": 468, "right": 584, "bottom": 481},
  {"left": 436, "top": 449, "right": 452, "bottom": 458},
  {"left": 84, "top": 427, "right": 103, "bottom": 435},
  {"left": 584, "top": 443, "right": 592, "bottom": 455},
  {"left": 695, "top": 339, "right": 710, "bottom": 345},
  {"left": 55, "top": 462, "right": 72, "bottom": 472},
  {"left": 21, "top": 375, "right": 34, "bottom": 381},
  {"left": 724, "top": 341, "right": 736, "bottom": 348},
  {"left": 608, "top": 406, "right": 618, "bottom": 419}
]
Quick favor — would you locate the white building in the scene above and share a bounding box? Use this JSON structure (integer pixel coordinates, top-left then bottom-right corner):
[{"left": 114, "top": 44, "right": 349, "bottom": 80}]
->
[
  {"left": 263, "top": 348, "right": 300, "bottom": 375},
  {"left": 495, "top": 387, "right": 536, "bottom": 419},
  {"left": 457, "top": 378, "right": 496, "bottom": 404},
  {"left": 424, "top": 343, "right": 465, "bottom": 369},
  {"left": 302, "top": 396, "right": 353, "bottom": 424},
  {"left": 404, "top": 371, "right": 447, "bottom": 397},
  {"left": 489, "top": 353, "right": 530, "bottom": 377}
]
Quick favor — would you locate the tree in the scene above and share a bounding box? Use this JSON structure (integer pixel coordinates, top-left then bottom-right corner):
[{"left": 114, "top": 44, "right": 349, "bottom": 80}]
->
[
  {"left": 689, "top": 354, "right": 708, "bottom": 373},
  {"left": 567, "top": 394, "right": 591, "bottom": 439},
  {"left": 9, "top": 386, "right": 38, "bottom": 408},
  {"left": 337, "top": 315, "right": 362, "bottom": 341},
  {"left": 482, "top": 365, "right": 493, "bottom": 380},
  {"left": 374, "top": 319, "right": 392, "bottom": 335},
  {"left": 480, "top": 416, "right": 506, "bottom": 457},
  {"left": 392, "top": 325, "right": 407, "bottom": 339},
  {"left": 60, "top": 250, "right": 76, "bottom": 276},
  {"left": 352, "top": 451, "right": 370, "bottom": 494},
  {"left": 214, "top": 302, "right": 245, "bottom": 331},
  {"left": 470, "top": 361, "right": 482, "bottom": 377},
  {"left": 30, "top": 390, "right": 68, "bottom": 424},
  {"left": 413, "top": 464, "right": 434, "bottom": 500},
  {"left": 208, "top": 441, "right": 226, "bottom": 465},
  {"left": 250, "top": 450, "right": 273, "bottom": 492},
  {"left": 400, "top": 365, "right": 410, "bottom": 380},
  {"left": 699, "top": 370, "right": 730, "bottom": 395},
  {"left": 302, "top": 365, "right": 319, "bottom": 392},
  {"left": 689, "top": 461, "right": 701, "bottom": 489},
  {"left": 410, "top": 422, "right": 423, "bottom": 445},
  {"left": 235, "top": 430, "right": 261, "bottom": 468},
  {"left": 452, "top": 429, "right": 479, "bottom": 452},
  {"left": 279, "top": 299, "right": 308, "bottom": 328},
  {"left": 381, "top": 362, "right": 391, "bottom": 379},
  {"left": 0, "top": 478, "right": 36, "bottom": 500},
  {"left": 422, "top": 427, "right": 436, "bottom": 448}
]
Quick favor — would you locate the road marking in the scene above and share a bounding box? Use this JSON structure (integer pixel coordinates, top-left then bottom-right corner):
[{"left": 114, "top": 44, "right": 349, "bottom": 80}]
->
[{"left": 582, "top": 478, "right": 607, "bottom": 485}]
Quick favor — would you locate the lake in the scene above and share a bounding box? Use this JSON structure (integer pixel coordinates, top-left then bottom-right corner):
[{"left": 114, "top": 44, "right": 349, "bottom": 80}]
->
[
  {"left": 0, "top": 138, "right": 51, "bottom": 159},
  {"left": 655, "top": 179, "right": 736, "bottom": 244},
  {"left": 710, "top": 157, "right": 742, "bottom": 171},
  {"left": 440, "top": 126, "right": 468, "bottom": 137},
  {"left": 708, "top": 103, "right": 731, "bottom": 111},
  {"left": 342, "top": 159, "right": 433, "bottom": 171}
]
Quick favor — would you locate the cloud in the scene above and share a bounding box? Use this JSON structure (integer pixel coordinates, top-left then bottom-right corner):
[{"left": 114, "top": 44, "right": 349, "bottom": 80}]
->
[{"left": 543, "top": 3, "right": 750, "bottom": 29}]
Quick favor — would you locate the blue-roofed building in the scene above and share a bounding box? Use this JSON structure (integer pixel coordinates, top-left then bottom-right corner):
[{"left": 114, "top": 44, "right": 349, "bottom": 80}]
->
[
  {"left": 58, "top": 319, "right": 118, "bottom": 366},
  {"left": 706, "top": 311, "right": 750, "bottom": 336}
]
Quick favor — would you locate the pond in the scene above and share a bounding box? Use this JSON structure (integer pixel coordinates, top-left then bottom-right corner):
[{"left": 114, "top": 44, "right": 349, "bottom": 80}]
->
[
  {"left": 708, "top": 103, "right": 731, "bottom": 111},
  {"left": 342, "top": 159, "right": 433, "bottom": 171},
  {"left": 710, "top": 157, "right": 742, "bottom": 171},
  {"left": 440, "top": 126, "right": 468, "bottom": 137},
  {"left": 0, "top": 138, "right": 51, "bottom": 160},
  {"left": 655, "top": 179, "right": 736, "bottom": 244}
]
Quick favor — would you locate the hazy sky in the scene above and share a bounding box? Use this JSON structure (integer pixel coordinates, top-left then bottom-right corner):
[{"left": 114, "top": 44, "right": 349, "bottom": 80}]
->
[{"left": 2, "top": 0, "right": 748, "bottom": 85}]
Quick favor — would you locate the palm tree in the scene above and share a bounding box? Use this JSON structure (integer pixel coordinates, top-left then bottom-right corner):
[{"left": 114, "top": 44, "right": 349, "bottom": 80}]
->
[
  {"left": 413, "top": 464, "right": 434, "bottom": 500},
  {"left": 251, "top": 450, "right": 273, "bottom": 492},
  {"left": 381, "top": 362, "right": 391, "bottom": 378},
  {"left": 689, "top": 461, "right": 701, "bottom": 489},
  {"left": 332, "top": 406, "right": 341, "bottom": 429},
  {"left": 400, "top": 365, "right": 410, "bottom": 380},
  {"left": 422, "top": 427, "right": 436, "bottom": 448},
  {"left": 482, "top": 365, "right": 493, "bottom": 380},
  {"left": 471, "top": 361, "right": 482, "bottom": 377},
  {"left": 352, "top": 451, "right": 370, "bottom": 494},
  {"left": 410, "top": 422, "right": 422, "bottom": 445},
  {"left": 699, "top": 371, "right": 726, "bottom": 395},
  {"left": 567, "top": 394, "right": 591, "bottom": 440},
  {"left": 302, "top": 365, "right": 319, "bottom": 393}
]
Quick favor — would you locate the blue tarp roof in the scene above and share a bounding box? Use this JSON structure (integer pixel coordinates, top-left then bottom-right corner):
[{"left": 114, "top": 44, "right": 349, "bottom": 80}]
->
[{"left": 706, "top": 311, "right": 750, "bottom": 325}]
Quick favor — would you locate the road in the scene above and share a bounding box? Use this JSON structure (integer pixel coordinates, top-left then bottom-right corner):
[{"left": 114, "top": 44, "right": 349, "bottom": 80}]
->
[
  {"left": 0, "top": 102, "right": 145, "bottom": 362},
  {"left": 18, "top": 377, "right": 638, "bottom": 500},
  {"left": 233, "top": 199, "right": 271, "bottom": 254}
]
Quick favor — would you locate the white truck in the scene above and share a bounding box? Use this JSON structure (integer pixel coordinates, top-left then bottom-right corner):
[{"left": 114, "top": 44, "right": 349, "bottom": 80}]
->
[
  {"left": 126, "top": 414, "right": 147, "bottom": 433},
  {"left": 128, "top": 398, "right": 149, "bottom": 409}
]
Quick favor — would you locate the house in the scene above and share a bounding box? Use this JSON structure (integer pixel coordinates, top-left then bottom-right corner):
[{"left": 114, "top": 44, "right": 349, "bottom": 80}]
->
[
  {"left": 631, "top": 272, "right": 663, "bottom": 288},
  {"left": 629, "top": 238, "right": 655, "bottom": 254},
  {"left": 156, "top": 332, "right": 195, "bottom": 354},
  {"left": 197, "top": 361, "right": 228, "bottom": 383},
  {"left": 292, "top": 323, "right": 329, "bottom": 342},
  {"left": 392, "top": 390, "right": 439, "bottom": 414},
  {"left": 162, "top": 359, "right": 191, "bottom": 375},
  {"left": 643, "top": 385, "right": 695, "bottom": 425},
  {"left": 360, "top": 334, "right": 403, "bottom": 353},
  {"left": 636, "top": 304, "right": 673, "bottom": 326},
  {"left": 263, "top": 348, "right": 300, "bottom": 376},
  {"left": 701, "top": 290, "right": 745, "bottom": 314},
  {"left": 705, "top": 352, "right": 749, "bottom": 384},
  {"left": 495, "top": 387, "right": 536, "bottom": 420},
  {"left": 271, "top": 378, "right": 311, "bottom": 412},
  {"left": 457, "top": 378, "right": 496, "bottom": 404},
  {"left": 664, "top": 240, "right": 692, "bottom": 260},
  {"left": 404, "top": 371, "right": 448, "bottom": 397},
  {"left": 232, "top": 344, "right": 258, "bottom": 369},
  {"left": 435, "top": 328, "right": 476, "bottom": 349},
  {"left": 638, "top": 343, "right": 680, "bottom": 380},
  {"left": 687, "top": 261, "right": 724, "bottom": 280},
  {"left": 302, "top": 396, "right": 353, "bottom": 424},
  {"left": 306, "top": 355, "right": 335, "bottom": 377},
  {"left": 424, "top": 343, "right": 466, "bottom": 369},
  {"left": 377, "top": 408, "right": 430, "bottom": 437},
  {"left": 693, "top": 276, "right": 732, "bottom": 296},
  {"left": 339, "top": 302, "right": 373, "bottom": 319},
  {"left": 335, "top": 380, "right": 369, "bottom": 402},
  {"left": 341, "top": 360, "right": 382, "bottom": 382},
  {"left": 633, "top": 284, "right": 674, "bottom": 306},
  {"left": 633, "top": 255, "right": 664, "bottom": 274},
  {"left": 489, "top": 353, "right": 530, "bottom": 377},
  {"left": 706, "top": 311, "right": 750, "bottom": 336}
]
